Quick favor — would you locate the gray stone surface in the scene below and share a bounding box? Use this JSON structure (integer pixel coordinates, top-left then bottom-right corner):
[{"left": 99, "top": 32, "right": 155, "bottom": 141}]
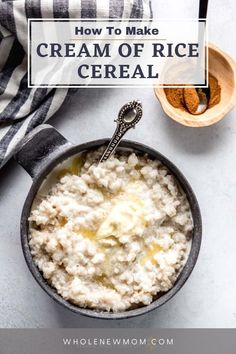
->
[{"left": 0, "top": 0, "right": 236, "bottom": 328}]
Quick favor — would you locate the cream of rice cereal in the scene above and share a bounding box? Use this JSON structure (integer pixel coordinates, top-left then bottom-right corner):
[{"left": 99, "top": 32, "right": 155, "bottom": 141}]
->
[{"left": 29, "top": 148, "right": 193, "bottom": 312}]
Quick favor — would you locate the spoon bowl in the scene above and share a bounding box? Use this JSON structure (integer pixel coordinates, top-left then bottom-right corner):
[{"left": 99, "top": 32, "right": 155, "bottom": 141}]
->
[{"left": 193, "top": 88, "right": 209, "bottom": 115}]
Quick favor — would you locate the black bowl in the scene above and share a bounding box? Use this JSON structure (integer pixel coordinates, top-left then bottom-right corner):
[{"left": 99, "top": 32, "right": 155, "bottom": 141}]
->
[{"left": 16, "top": 125, "right": 202, "bottom": 320}]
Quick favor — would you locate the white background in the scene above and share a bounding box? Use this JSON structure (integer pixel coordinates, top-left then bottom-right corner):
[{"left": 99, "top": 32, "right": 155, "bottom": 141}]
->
[{"left": 0, "top": 0, "right": 236, "bottom": 328}]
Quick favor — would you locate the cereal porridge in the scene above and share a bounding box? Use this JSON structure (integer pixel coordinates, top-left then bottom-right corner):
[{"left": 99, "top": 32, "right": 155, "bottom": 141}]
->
[{"left": 29, "top": 148, "right": 193, "bottom": 312}]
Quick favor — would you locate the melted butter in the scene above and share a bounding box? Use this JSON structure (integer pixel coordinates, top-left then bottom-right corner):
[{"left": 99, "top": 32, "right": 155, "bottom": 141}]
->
[
  {"left": 93, "top": 273, "right": 115, "bottom": 290},
  {"left": 57, "top": 155, "right": 85, "bottom": 179},
  {"left": 125, "top": 193, "right": 144, "bottom": 206},
  {"left": 96, "top": 196, "right": 145, "bottom": 240},
  {"left": 70, "top": 156, "right": 84, "bottom": 175},
  {"left": 73, "top": 226, "right": 97, "bottom": 240},
  {"left": 141, "top": 243, "right": 163, "bottom": 265},
  {"left": 59, "top": 216, "right": 68, "bottom": 227},
  {"left": 57, "top": 168, "right": 70, "bottom": 179}
]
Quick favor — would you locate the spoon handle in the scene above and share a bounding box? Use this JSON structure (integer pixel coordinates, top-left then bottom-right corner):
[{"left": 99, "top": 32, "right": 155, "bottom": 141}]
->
[
  {"left": 199, "top": 0, "right": 208, "bottom": 19},
  {"left": 100, "top": 100, "right": 143, "bottom": 163}
]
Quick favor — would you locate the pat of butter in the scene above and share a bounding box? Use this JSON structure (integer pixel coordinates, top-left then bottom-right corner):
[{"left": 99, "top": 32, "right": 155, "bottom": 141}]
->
[
  {"left": 141, "top": 243, "right": 163, "bottom": 265},
  {"left": 97, "top": 198, "right": 145, "bottom": 239}
]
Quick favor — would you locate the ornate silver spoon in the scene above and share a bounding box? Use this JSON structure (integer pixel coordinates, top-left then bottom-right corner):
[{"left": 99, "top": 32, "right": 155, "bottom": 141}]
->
[
  {"left": 193, "top": 87, "right": 209, "bottom": 115},
  {"left": 99, "top": 100, "right": 143, "bottom": 163}
]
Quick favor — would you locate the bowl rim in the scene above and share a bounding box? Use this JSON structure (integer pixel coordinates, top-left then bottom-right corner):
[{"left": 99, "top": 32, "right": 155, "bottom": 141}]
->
[
  {"left": 21, "top": 139, "right": 202, "bottom": 320},
  {"left": 154, "top": 42, "right": 236, "bottom": 127}
]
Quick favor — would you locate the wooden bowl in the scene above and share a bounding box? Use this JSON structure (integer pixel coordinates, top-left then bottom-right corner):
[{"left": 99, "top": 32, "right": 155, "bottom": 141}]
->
[{"left": 154, "top": 43, "right": 236, "bottom": 127}]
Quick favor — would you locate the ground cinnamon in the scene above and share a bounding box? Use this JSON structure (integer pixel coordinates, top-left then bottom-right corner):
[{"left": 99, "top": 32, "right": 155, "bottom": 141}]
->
[
  {"left": 164, "top": 73, "right": 221, "bottom": 115},
  {"left": 164, "top": 87, "right": 184, "bottom": 109},
  {"left": 208, "top": 74, "right": 221, "bottom": 108},
  {"left": 183, "top": 88, "right": 200, "bottom": 114}
]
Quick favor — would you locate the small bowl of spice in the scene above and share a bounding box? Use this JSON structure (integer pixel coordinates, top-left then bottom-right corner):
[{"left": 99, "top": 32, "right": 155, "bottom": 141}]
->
[{"left": 154, "top": 43, "right": 236, "bottom": 127}]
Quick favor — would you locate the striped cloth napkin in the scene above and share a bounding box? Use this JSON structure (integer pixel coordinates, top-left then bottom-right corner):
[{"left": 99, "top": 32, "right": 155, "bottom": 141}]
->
[{"left": 0, "top": 0, "right": 152, "bottom": 169}]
